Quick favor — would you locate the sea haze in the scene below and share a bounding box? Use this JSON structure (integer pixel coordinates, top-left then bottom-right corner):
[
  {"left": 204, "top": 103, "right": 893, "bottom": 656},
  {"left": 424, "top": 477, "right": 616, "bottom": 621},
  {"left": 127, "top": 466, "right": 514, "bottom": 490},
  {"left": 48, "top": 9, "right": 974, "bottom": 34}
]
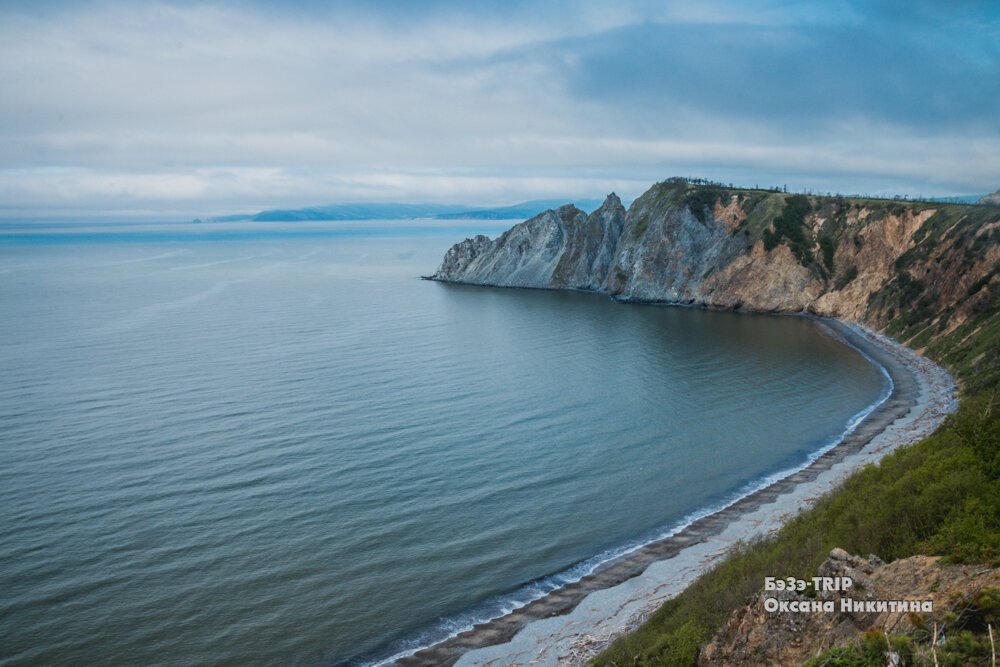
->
[{"left": 0, "top": 220, "right": 887, "bottom": 665}]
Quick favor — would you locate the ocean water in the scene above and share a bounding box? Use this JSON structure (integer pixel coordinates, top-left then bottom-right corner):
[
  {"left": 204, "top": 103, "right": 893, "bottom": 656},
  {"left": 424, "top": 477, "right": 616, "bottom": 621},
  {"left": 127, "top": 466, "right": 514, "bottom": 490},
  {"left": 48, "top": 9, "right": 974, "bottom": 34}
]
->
[{"left": 0, "top": 220, "right": 887, "bottom": 666}]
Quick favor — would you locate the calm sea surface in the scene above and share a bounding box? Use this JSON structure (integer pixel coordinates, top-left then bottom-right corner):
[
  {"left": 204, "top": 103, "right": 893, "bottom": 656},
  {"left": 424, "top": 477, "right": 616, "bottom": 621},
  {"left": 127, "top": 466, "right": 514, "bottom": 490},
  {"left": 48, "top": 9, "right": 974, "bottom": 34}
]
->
[{"left": 0, "top": 220, "right": 886, "bottom": 665}]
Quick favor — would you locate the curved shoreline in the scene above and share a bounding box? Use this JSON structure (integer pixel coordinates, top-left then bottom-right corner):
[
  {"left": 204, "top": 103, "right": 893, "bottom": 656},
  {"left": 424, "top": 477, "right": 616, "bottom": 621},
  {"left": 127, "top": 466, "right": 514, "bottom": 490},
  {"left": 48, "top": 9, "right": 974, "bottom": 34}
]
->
[{"left": 381, "top": 312, "right": 956, "bottom": 667}]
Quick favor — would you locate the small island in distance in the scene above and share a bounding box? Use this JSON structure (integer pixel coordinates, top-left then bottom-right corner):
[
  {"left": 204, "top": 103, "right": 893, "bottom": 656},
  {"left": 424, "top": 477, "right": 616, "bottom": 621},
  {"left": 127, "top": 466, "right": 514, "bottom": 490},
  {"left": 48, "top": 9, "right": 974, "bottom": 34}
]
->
[{"left": 195, "top": 199, "right": 607, "bottom": 223}]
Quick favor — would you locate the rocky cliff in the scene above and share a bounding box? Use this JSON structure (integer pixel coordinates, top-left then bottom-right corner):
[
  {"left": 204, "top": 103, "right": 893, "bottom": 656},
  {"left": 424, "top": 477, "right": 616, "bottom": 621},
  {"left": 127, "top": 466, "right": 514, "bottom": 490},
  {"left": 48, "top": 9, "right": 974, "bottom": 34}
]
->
[
  {"left": 434, "top": 198, "right": 626, "bottom": 291},
  {"left": 433, "top": 181, "right": 1000, "bottom": 664},
  {"left": 699, "top": 548, "right": 1000, "bottom": 667},
  {"left": 433, "top": 178, "right": 1000, "bottom": 365}
]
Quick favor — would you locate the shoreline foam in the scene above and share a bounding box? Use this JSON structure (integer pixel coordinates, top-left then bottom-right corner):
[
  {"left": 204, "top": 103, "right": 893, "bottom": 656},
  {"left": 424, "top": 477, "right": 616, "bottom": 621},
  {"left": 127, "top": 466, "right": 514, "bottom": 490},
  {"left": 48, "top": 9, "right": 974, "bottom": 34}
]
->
[{"left": 381, "top": 315, "right": 956, "bottom": 667}]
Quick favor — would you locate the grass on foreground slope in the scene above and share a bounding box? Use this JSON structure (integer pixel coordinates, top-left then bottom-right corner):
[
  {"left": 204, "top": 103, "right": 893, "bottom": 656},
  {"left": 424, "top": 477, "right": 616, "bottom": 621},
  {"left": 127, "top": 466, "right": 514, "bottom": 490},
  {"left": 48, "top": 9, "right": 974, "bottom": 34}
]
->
[{"left": 593, "top": 315, "right": 1000, "bottom": 665}]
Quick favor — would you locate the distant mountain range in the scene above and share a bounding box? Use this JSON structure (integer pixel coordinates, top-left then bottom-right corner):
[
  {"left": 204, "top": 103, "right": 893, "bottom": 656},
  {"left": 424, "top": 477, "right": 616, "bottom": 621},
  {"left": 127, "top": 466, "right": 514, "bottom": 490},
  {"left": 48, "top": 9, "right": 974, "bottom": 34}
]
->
[
  {"left": 927, "top": 194, "right": 988, "bottom": 204},
  {"left": 433, "top": 199, "right": 606, "bottom": 220},
  {"left": 978, "top": 189, "right": 1000, "bottom": 205},
  {"left": 201, "top": 199, "right": 608, "bottom": 223},
  {"left": 197, "top": 191, "right": 992, "bottom": 224}
]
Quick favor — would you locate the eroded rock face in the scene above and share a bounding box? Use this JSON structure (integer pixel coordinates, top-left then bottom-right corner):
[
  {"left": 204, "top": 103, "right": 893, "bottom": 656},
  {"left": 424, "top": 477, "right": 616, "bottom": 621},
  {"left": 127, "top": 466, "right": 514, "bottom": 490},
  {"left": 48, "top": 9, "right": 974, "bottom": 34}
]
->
[
  {"left": 433, "top": 197, "right": 630, "bottom": 289},
  {"left": 603, "top": 188, "right": 750, "bottom": 304},
  {"left": 434, "top": 205, "right": 582, "bottom": 287},
  {"left": 978, "top": 190, "right": 1000, "bottom": 206},
  {"left": 551, "top": 194, "right": 627, "bottom": 290},
  {"left": 432, "top": 180, "right": 1000, "bottom": 337},
  {"left": 698, "top": 549, "right": 1000, "bottom": 667},
  {"left": 435, "top": 234, "right": 496, "bottom": 282}
]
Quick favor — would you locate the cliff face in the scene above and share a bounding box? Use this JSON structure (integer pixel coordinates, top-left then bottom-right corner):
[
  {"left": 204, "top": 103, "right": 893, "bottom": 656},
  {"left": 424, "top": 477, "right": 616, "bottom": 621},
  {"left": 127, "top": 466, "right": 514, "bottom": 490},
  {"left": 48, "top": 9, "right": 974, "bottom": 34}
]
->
[
  {"left": 699, "top": 548, "right": 1000, "bottom": 667},
  {"left": 433, "top": 179, "right": 1000, "bottom": 355},
  {"left": 435, "top": 198, "right": 626, "bottom": 290},
  {"left": 979, "top": 189, "right": 1000, "bottom": 206}
]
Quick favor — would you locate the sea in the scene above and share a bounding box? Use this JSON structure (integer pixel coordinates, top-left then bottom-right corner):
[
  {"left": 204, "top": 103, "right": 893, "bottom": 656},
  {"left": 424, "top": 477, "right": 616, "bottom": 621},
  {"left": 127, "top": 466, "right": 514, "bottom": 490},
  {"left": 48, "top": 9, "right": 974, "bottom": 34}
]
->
[{"left": 0, "top": 219, "right": 888, "bottom": 666}]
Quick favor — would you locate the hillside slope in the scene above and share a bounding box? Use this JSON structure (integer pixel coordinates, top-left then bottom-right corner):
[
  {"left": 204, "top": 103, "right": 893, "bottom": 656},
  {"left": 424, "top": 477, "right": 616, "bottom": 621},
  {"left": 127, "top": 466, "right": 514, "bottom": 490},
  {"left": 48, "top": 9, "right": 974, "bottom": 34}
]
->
[{"left": 431, "top": 178, "right": 1000, "bottom": 665}]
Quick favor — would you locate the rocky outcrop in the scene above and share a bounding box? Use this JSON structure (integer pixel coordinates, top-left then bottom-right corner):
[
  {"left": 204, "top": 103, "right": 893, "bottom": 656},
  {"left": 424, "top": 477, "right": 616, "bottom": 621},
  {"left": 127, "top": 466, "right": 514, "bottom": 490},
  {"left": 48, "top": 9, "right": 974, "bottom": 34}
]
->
[
  {"left": 978, "top": 190, "right": 1000, "bottom": 206},
  {"left": 434, "top": 197, "right": 626, "bottom": 289},
  {"left": 432, "top": 178, "right": 1000, "bottom": 346},
  {"left": 698, "top": 548, "right": 1000, "bottom": 667}
]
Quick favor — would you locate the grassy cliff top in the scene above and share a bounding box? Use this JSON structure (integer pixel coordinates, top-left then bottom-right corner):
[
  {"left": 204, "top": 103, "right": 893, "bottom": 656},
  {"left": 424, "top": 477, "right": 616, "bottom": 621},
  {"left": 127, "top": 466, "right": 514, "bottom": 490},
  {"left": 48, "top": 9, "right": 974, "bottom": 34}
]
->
[{"left": 590, "top": 180, "right": 1000, "bottom": 666}]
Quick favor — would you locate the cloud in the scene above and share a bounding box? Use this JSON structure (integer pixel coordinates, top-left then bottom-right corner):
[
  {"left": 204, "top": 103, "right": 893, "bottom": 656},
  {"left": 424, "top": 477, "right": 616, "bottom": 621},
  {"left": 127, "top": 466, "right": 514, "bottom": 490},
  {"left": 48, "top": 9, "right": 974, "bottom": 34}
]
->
[
  {"left": 0, "top": 0, "right": 998, "bottom": 217},
  {"left": 558, "top": 16, "right": 1000, "bottom": 131}
]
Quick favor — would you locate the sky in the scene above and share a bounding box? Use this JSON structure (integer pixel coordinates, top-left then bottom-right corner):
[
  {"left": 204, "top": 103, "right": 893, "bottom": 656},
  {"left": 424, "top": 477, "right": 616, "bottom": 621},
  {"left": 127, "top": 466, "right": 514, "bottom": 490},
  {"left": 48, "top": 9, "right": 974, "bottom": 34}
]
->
[{"left": 1, "top": 0, "right": 998, "bottom": 219}]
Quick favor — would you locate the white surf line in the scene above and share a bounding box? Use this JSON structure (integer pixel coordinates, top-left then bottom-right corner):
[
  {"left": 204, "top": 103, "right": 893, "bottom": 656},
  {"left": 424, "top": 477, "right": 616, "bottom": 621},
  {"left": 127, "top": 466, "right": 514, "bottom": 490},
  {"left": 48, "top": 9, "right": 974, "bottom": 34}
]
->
[
  {"left": 450, "top": 323, "right": 956, "bottom": 667},
  {"left": 370, "top": 319, "right": 904, "bottom": 667}
]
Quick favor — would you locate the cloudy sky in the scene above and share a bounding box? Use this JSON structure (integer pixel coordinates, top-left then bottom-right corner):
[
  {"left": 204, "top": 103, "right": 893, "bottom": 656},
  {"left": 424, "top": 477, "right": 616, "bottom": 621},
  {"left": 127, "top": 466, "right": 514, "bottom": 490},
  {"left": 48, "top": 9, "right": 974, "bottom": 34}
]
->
[{"left": 1, "top": 0, "right": 998, "bottom": 219}]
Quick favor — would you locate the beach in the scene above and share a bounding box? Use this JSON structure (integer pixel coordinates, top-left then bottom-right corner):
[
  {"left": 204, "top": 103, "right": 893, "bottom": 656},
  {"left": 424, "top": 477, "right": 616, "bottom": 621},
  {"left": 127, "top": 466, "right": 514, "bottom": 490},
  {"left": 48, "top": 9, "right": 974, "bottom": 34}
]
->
[{"left": 393, "top": 318, "right": 957, "bottom": 667}]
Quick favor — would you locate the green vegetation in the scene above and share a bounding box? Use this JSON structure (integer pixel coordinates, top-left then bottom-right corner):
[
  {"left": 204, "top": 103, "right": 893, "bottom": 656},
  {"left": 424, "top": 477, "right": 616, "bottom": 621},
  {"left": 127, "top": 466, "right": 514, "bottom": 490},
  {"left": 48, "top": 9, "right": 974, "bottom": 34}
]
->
[
  {"left": 762, "top": 194, "right": 815, "bottom": 265},
  {"left": 633, "top": 214, "right": 652, "bottom": 238},
  {"left": 593, "top": 230, "right": 1000, "bottom": 666},
  {"left": 652, "top": 178, "right": 693, "bottom": 207},
  {"left": 871, "top": 202, "right": 1000, "bottom": 392},
  {"left": 629, "top": 179, "right": 690, "bottom": 238},
  {"left": 682, "top": 187, "right": 725, "bottom": 224},
  {"left": 967, "top": 267, "right": 999, "bottom": 298},
  {"left": 593, "top": 387, "right": 1000, "bottom": 666},
  {"left": 805, "top": 615, "right": 1000, "bottom": 666},
  {"left": 834, "top": 265, "right": 859, "bottom": 291},
  {"left": 801, "top": 630, "right": 916, "bottom": 667},
  {"left": 930, "top": 309, "right": 1000, "bottom": 394},
  {"left": 743, "top": 192, "right": 787, "bottom": 241},
  {"left": 819, "top": 235, "right": 836, "bottom": 272}
]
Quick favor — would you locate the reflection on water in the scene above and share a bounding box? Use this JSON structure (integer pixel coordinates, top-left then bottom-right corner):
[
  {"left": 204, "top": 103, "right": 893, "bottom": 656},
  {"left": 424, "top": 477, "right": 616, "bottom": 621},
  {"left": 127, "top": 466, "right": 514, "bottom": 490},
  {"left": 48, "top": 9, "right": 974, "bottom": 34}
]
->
[{"left": 0, "top": 221, "right": 885, "bottom": 665}]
